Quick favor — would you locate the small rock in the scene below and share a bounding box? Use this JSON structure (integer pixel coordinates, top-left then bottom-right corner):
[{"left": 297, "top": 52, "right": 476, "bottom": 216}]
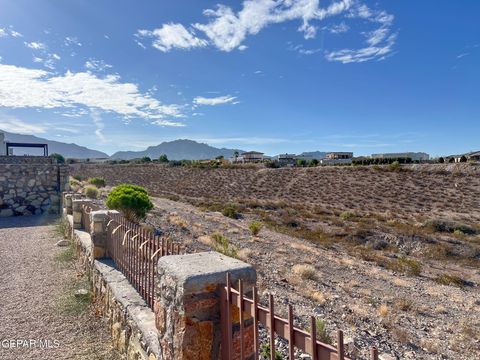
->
[
  {"left": 74, "top": 289, "right": 89, "bottom": 298},
  {"left": 56, "top": 239, "right": 70, "bottom": 247},
  {"left": 379, "top": 354, "right": 398, "bottom": 360}
]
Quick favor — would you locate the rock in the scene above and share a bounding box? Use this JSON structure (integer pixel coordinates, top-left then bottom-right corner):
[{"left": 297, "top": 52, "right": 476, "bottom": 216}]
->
[
  {"left": 56, "top": 239, "right": 70, "bottom": 247},
  {"left": 379, "top": 354, "right": 398, "bottom": 360},
  {"left": 74, "top": 288, "right": 89, "bottom": 298},
  {"left": 27, "top": 179, "right": 36, "bottom": 187},
  {"left": 0, "top": 209, "right": 13, "bottom": 217}
]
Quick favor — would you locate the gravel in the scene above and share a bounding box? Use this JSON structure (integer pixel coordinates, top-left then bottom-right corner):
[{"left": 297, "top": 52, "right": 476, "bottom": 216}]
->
[{"left": 0, "top": 215, "right": 120, "bottom": 360}]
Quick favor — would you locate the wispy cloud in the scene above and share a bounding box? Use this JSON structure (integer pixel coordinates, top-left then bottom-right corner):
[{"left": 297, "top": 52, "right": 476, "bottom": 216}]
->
[
  {"left": 0, "top": 64, "right": 183, "bottom": 125},
  {"left": 85, "top": 59, "right": 113, "bottom": 72},
  {"left": 0, "top": 27, "right": 22, "bottom": 38},
  {"left": 24, "top": 41, "right": 47, "bottom": 50},
  {"left": 90, "top": 110, "right": 106, "bottom": 142},
  {"left": 193, "top": 95, "right": 238, "bottom": 106},
  {"left": 457, "top": 52, "right": 470, "bottom": 59},
  {"left": 0, "top": 117, "right": 47, "bottom": 134},
  {"left": 136, "top": 0, "right": 396, "bottom": 64},
  {"left": 64, "top": 36, "right": 82, "bottom": 47}
]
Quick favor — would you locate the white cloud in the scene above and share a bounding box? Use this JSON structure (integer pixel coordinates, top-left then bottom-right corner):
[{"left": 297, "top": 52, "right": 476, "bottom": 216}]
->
[
  {"left": 136, "top": 23, "right": 208, "bottom": 52},
  {"left": 24, "top": 41, "right": 46, "bottom": 50},
  {"left": 90, "top": 110, "right": 106, "bottom": 142},
  {"left": 152, "top": 119, "right": 186, "bottom": 127},
  {"left": 0, "top": 28, "right": 23, "bottom": 38},
  {"left": 138, "top": 0, "right": 396, "bottom": 64},
  {"left": 0, "top": 117, "right": 47, "bottom": 134},
  {"left": 85, "top": 59, "right": 112, "bottom": 72},
  {"left": 64, "top": 36, "right": 82, "bottom": 47},
  {"left": 0, "top": 64, "right": 183, "bottom": 124},
  {"left": 193, "top": 95, "right": 238, "bottom": 106}
]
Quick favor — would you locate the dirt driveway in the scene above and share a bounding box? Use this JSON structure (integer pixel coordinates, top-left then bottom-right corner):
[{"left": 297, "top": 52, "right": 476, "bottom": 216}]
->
[{"left": 0, "top": 215, "right": 119, "bottom": 360}]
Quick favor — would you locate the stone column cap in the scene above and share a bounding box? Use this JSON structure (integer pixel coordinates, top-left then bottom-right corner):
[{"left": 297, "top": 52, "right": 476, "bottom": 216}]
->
[
  {"left": 91, "top": 210, "right": 109, "bottom": 220},
  {"left": 158, "top": 251, "right": 256, "bottom": 295}
]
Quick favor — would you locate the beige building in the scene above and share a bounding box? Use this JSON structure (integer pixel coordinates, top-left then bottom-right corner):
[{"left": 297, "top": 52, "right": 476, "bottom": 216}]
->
[{"left": 325, "top": 152, "right": 353, "bottom": 160}]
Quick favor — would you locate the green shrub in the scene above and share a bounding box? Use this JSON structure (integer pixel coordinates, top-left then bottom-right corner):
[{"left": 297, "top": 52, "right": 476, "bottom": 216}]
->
[
  {"left": 88, "top": 177, "right": 106, "bottom": 188},
  {"left": 388, "top": 161, "right": 401, "bottom": 171},
  {"left": 387, "top": 256, "right": 422, "bottom": 276},
  {"left": 340, "top": 211, "right": 356, "bottom": 221},
  {"left": 158, "top": 154, "right": 169, "bottom": 163},
  {"left": 435, "top": 274, "right": 465, "bottom": 287},
  {"left": 260, "top": 343, "right": 282, "bottom": 360},
  {"left": 106, "top": 184, "right": 153, "bottom": 222},
  {"left": 84, "top": 185, "right": 99, "bottom": 199},
  {"left": 222, "top": 204, "right": 240, "bottom": 219},
  {"left": 211, "top": 233, "right": 238, "bottom": 258},
  {"left": 308, "top": 319, "right": 332, "bottom": 345},
  {"left": 309, "top": 159, "right": 320, "bottom": 166},
  {"left": 50, "top": 153, "right": 65, "bottom": 164},
  {"left": 424, "top": 219, "right": 476, "bottom": 235},
  {"left": 248, "top": 221, "right": 263, "bottom": 236}
]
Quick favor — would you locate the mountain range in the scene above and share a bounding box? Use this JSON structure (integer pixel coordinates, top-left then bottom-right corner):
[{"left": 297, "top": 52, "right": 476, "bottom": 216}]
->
[
  {"left": 1, "top": 130, "right": 109, "bottom": 159},
  {"left": 0, "top": 130, "right": 328, "bottom": 160},
  {"left": 110, "top": 139, "right": 243, "bottom": 160}
]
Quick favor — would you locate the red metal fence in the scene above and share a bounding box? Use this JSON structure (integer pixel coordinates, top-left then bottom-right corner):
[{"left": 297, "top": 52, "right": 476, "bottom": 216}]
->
[
  {"left": 105, "top": 211, "right": 182, "bottom": 309},
  {"left": 221, "top": 273, "right": 379, "bottom": 360}
]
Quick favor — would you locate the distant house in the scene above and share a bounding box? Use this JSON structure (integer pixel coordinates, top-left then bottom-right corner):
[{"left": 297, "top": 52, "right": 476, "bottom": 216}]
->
[
  {"left": 240, "top": 151, "right": 264, "bottom": 163},
  {"left": 326, "top": 152, "right": 353, "bottom": 160},
  {"left": 467, "top": 151, "right": 480, "bottom": 162},
  {"left": 321, "top": 152, "right": 353, "bottom": 165},
  {"left": 276, "top": 153, "right": 296, "bottom": 165},
  {"left": 371, "top": 152, "right": 430, "bottom": 161}
]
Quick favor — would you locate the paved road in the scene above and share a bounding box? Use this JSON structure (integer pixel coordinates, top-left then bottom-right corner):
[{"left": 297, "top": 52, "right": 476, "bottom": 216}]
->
[{"left": 0, "top": 215, "right": 119, "bottom": 360}]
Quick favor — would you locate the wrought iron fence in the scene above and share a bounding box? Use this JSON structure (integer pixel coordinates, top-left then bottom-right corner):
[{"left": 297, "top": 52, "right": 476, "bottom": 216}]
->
[
  {"left": 221, "top": 273, "right": 379, "bottom": 360},
  {"left": 105, "top": 212, "right": 182, "bottom": 309}
]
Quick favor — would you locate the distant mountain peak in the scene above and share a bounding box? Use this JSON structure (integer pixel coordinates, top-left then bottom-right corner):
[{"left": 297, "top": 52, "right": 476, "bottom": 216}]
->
[{"left": 110, "top": 139, "right": 243, "bottom": 160}]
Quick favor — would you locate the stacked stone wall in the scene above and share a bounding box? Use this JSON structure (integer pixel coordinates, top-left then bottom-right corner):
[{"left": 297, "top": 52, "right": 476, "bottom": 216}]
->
[{"left": 0, "top": 159, "right": 68, "bottom": 217}]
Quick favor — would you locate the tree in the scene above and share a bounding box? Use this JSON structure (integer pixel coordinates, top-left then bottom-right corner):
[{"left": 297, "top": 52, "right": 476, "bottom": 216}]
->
[
  {"left": 50, "top": 153, "right": 65, "bottom": 164},
  {"left": 215, "top": 155, "right": 224, "bottom": 160},
  {"left": 460, "top": 155, "right": 467, "bottom": 162},
  {"left": 296, "top": 159, "right": 307, "bottom": 167},
  {"left": 309, "top": 159, "right": 320, "bottom": 167},
  {"left": 158, "top": 154, "right": 169, "bottom": 163},
  {"left": 141, "top": 156, "right": 151, "bottom": 163},
  {"left": 438, "top": 157, "right": 445, "bottom": 163},
  {"left": 106, "top": 184, "right": 154, "bottom": 222}
]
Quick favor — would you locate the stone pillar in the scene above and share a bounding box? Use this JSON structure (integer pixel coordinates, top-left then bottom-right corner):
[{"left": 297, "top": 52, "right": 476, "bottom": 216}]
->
[
  {"left": 72, "top": 199, "right": 92, "bottom": 229},
  {"left": 64, "top": 193, "right": 73, "bottom": 215},
  {"left": 155, "top": 251, "right": 256, "bottom": 360},
  {"left": 91, "top": 210, "right": 109, "bottom": 259}
]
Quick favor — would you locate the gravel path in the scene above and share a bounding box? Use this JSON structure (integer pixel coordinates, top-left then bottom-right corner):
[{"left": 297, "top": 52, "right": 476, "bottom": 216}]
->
[{"left": 0, "top": 215, "right": 120, "bottom": 360}]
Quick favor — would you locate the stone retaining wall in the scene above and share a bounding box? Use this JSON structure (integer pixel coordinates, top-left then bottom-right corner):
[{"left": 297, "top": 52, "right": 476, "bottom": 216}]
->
[
  {"left": 0, "top": 159, "right": 68, "bottom": 217},
  {"left": 0, "top": 156, "right": 56, "bottom": 164}
]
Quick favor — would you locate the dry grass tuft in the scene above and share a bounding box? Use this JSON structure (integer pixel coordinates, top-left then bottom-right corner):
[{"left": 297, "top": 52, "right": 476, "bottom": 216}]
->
[
  {"left": 238, "top": 248, "right": 252, "bottom": 261},
  {"left": 292, "top": 264, "right": 316, "bottom": 280},
  {"left": 434, "top": 273, "right": 466, "bottom": 287},
  {"left": 308, "top": 291, "right": 327, "bottom": 305},
  {"left": 378, "top": 303, "right": 389, "bottom": 317}
]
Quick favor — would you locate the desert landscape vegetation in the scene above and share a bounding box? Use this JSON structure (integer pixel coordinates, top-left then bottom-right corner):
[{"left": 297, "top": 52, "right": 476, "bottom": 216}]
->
[{"left": 69, "top": 162, "right": 480, "bottom": 359}]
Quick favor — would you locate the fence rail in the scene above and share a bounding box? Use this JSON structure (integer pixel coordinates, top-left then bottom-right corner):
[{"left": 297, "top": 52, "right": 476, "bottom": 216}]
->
[
  {"left": 221, "top": 273, "right": 378, "bottom": 360},
  {"left": 105, "top": 212, "right": 182, "bottom": 309}
]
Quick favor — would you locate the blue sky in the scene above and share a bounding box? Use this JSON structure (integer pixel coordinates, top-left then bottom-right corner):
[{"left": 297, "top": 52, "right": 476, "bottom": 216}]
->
[{"left": 0, "top": 0, "right": 478, "bottom": 157}]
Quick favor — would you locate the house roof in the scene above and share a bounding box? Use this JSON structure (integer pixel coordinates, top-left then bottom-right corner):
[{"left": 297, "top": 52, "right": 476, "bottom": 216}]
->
[{"left": 242, "top": 151, "right": 264, "bottom": 155}]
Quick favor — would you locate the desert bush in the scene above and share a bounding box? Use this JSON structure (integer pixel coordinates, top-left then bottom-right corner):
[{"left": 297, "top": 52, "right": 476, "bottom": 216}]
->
[
  {"left": 222, "top": 204, "right": 240, "bottom": 219},
  {"left": 435, "top": 274, "right": 465, "bottom": 287},
  {"left": 378, "top": 304, "right": 389, "bottom": 317},
  {"left": 106, "top": 184, "right": 153, "bottom": 222},
  {"left": 387, "top": 256, "right": 422, "bottom": 276},
  {"left": 88, "top": 177, "right": 106, "bottom": 188},
  {"left": 72, "top": 175, "right": 83, "bottom": 181},
  {"left": 340, "top": 211, "right": 356, "bottom": 221},
  {"left": 308, "top": 291, "right": 327, "bottom": 305},
  {"left": 293, "top": 264, "right": 316, "bottom": 280},
  {"left": 211, "top": 233, "right": 238, "bottom": 258},
  {"left": 84, "top": 185, "right": 99, "bottom": 199},
  {"left": 308, "top": 319, "right": 332, "bottom": 345},
  {"left": 50, "top": 153, "right": 65, "bottom": 164},
  {"left": 395, "top": 297, "right": 413, "bottom": 312},
  {"left": 424, "top": 219, "right": 476, "bottom": 235},
  {"left": 260, "top": 343, "right": 282, "bottom": 360},
  {"left": 388, "top": 161, "right": 401, "bottom": 171},
  {"left": 248, "top": 221, "right": 263, "bottom": 235}
]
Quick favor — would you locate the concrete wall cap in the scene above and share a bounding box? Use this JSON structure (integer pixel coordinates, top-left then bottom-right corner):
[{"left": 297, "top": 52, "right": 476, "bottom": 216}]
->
[
  {"left": 158, "top": 251, "right": 256, "bottom": 294},
  {"left": 91, "top": 210, "right": 109, "bottom": 220}
]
